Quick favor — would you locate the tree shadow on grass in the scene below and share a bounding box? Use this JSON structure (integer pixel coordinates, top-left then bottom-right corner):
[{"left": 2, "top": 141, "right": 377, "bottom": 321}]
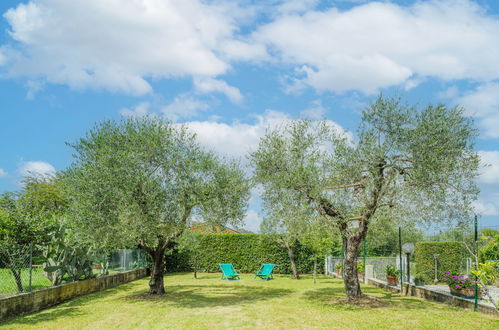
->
[
  {"left": 122, "top": 284, "right": 293, "bottom": 309},
  {"left": 303, "top": 286, "right": 429, "bottom": 311},
  {"left": 1, "top": 282, "right": 142, "bottom": 327}
]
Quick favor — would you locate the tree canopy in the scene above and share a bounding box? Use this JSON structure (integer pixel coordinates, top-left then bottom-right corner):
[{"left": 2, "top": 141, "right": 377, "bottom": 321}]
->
[
  {"left": 63, "top": 117, "right": 250, "bottom": 294},
  {"left": 251, "top": 96, "right": 480, "bottom": 299}
]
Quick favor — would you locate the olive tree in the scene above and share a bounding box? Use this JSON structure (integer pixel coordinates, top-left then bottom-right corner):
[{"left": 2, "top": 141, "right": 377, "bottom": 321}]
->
[
  {"left": 64, "top": 118, "right": 250, "bottom": 294},
  {"left": 251, "top": 96, "right": 479, "bottom": 300},
  {"left": 260, "top": 192, "right": 312, "bottom": 279}
]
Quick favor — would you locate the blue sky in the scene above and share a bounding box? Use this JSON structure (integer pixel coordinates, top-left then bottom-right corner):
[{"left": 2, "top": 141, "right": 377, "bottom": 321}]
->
[{"left": 0, "top": 0, "right": 498, "bottom": 231}]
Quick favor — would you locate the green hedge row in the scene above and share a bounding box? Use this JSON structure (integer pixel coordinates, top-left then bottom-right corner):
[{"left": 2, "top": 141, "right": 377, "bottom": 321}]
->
[
  {"left": 415, "top": 241, "right": 464, "bottom": 284},
  {"left": 165, "top": 234, "right": 319, "bottom": 274}
]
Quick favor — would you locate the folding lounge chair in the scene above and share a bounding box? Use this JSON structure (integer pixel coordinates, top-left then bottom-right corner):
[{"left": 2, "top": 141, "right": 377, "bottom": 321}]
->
[
  {"left": 219, "top": 263, "right": 240, "bottom": 281},
  {"left": 254, "top": 264, "right": 275, "bottom": 281}
]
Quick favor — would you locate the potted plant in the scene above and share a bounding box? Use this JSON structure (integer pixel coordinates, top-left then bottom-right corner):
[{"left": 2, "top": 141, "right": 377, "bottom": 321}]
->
[
  {"left": 441, "top": 272, "right": 477, "bottom": 298},
  {"left": 335, "top": 263, "right": 342, "bottom": 276},
  {"left": 386, "top": 265, "right": 399, "bottom": 286}
]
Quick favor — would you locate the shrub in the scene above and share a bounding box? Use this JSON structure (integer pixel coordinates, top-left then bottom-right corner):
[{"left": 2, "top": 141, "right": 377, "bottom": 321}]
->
[
  {"left": 165, "top": 234, "right": 317, "bottom": 274},
  {"left": 357, "top": 262, "right": 365, "bottom": 274},
  {"left": 415, "top": 241, "right": 463, "bottom": 284}
]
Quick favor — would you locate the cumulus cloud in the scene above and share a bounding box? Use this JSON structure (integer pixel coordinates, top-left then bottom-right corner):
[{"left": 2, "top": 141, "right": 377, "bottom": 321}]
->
[
  {"left": 119, "top": 102, "right": 150, "bottom": 118},
  {"left": 1, "top": 0, "right": 247, "bottom": 95},
  {"left": 0, "top": 168, "right": 7, "bottom": 178},
  {"left": 243, "top": 209, "right": 263, "bottom": 233},
  {"left": 472, "top": 199, "right": 498, "bottom": 217},
  {"left": 300, "top": 100, "right": 327, "bottom": 120},
  {"left": 184, "top": 109, "right": 351, "bottom": 160},
  {"left": 454, "top": 83, "right": 499, "bottom": 138},
  {"left": 162, "top": 95, "right": 209, "bottom": 122},
  {"left": 478, "top": 151, "right": 499, "bottom": 184},
  {"left": 253, "top": 0, "right": 499, "bottom": 93},
  {"left": 194, "top": 77, "right": 243, "bottom": 104},
  {"left": 18, "top": 161, "right": 56, "bottom": 178},
  {"left": 3, "top": 0, "right": 499, "bottom": 99}
]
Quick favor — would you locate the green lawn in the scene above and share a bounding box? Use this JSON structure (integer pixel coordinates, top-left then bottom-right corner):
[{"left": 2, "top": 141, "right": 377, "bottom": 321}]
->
[
  {"left": 0, "top": 268, "right": 53, "bottom": 296},
  {"left": 1, "top": 273, "right": 497, "bottom": 329},
  {"left": 0, "top": 268, "right": 124, "bottom": 297}
]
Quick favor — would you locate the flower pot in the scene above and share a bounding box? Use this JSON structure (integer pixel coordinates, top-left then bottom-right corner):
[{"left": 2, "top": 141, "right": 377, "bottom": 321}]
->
[
  {"left": 449, "top": 286, "right": 475, "bottom": 298},
  {"left": 336, "top": 269, "right": 342, "bottom": 276},
  {"left": 386, "top": 275, "right": 398, "bottom": 286}
]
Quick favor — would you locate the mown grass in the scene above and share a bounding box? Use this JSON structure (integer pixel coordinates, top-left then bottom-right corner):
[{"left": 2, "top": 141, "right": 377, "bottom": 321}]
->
[
  {"left": 0, "top": 268, "right": 123, "bottom": 297},
  {"left": 0, "top": 268, "right": 53, "bottom": 296},
  {"left": 1, "top": 273, "right": 497, "bottom": 329}
]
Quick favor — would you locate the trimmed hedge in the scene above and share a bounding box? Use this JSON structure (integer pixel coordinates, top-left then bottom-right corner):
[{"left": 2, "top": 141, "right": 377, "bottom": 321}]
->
[
  {"left": 415, "top": 241, "right": 464, "bottom": 284},
  {"left": 165, "top": 234, "right": 318, "bottom": 274}
]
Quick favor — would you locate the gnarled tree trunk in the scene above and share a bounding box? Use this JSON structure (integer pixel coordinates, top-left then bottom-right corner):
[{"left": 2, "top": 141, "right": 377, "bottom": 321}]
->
[
  {"left": 147, "top": 247, "right": 166, "bottom": 295},
  {"left": 342, "top": 234, "right": 363, "bottom": 299}
]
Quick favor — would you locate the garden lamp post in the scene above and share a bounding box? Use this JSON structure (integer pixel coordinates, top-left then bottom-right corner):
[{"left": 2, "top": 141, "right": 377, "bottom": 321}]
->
[
  {"left": 433, "top": 254, "right": 440, "bottom": 283},
  {"left": 402, "top": 243, "right": 414, "bottom": 285}
]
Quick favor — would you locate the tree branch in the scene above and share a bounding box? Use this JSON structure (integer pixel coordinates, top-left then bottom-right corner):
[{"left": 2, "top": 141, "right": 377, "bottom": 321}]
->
[{"left": 323, "top": 183, "right": 364, "bottom": 191}]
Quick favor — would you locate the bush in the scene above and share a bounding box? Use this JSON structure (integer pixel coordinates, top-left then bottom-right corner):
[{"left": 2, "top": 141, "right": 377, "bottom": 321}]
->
[
  {"left": 165, "top": 234, "right": 317, "bottom": 274},
  {"left": 415, "top": 241, "right": 463, "bottom": 284}
]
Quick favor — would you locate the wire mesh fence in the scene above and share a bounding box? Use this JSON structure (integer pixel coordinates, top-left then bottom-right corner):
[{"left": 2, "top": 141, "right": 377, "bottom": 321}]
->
[
  {"left": 0, "top": 245, "right": 149, "bottom": 297},
  {"left": 325, "top": 220, "right": 499, "bottom": 310}
]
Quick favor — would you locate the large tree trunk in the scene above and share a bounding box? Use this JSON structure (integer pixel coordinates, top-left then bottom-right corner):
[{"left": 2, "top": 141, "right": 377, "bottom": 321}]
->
[
  {"left": 342, "top": 234, "right": 363, "bottom": 300},
  {"left": 148, "top": 248, "right": 166, "bottom": 295},
  {"left": 283, "top": 241, "right": 300, "bottom": 280}
]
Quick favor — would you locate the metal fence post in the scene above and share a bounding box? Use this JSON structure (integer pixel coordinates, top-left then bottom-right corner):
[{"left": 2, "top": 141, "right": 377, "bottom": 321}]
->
[
  {"left": 474, "top": 215, "right": 478, "bottom": 312},
  {"left": 28, "top": 242, "right": 33, "bottom": 292},
  {"left": 399, "top": 227, "right": 403, "bottom": 292}
]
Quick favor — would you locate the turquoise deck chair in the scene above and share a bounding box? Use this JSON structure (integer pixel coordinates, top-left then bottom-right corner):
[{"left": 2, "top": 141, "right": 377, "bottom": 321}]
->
[
  {"left": 254, "top": 264, "right": 275, "bottom": 281},
  {"left": 219, "top": 264, "right": 240, "bottom": 281}
]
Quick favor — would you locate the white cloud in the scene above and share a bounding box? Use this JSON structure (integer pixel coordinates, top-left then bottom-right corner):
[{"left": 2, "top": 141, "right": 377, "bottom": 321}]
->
[
  {"left": 4, "top": 0, "right": 499, "bottom": 99},
  {"left": 161, "top": 95, "right": 209, "bottom": 122},
  {"left": 454, "top": 83, "right": 499, "bottom": 138},
  {"left": 478, "top": 151, "right": 499, "bottom": 184},
  {"left": 25, "top": 80, "right": 44, "bottom": 100},
  {"left": 184, "top": 110, "right": 351, "bottom": 160},
  {"left": 0, "top": 168, "right": 7, "bottom": 178},
  {"left": 253, "top": 0, "right": 499, "bottom": 93},
  {"left": 119, "top": 102, "right": 150, "bottom": 118},
  {"left": 472, "top": 199, "right": 498, "bottom": 217},
  {"left": 1, "top": 0, "right": 245, "bottom": 95},
  {"left": 243, "top": 209, "right": 263, "bottom": 233},
  {"left": 300, "top": 100, "right": 327, "bottom": 120},
  {"left": 194, "top": 77, "right": 243, "bottom": 104},
  {"left": 18, "top": 161, "right": 55, "bottom": 178}
]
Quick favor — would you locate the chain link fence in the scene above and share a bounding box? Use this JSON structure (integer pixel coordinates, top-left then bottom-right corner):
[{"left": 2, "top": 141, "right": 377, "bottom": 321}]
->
[
  {"left": 0, "top": 245, "right": 149, "bottom": 297},
  {"left": 325, "top": 222, "right": 499, "bottom": 310}
]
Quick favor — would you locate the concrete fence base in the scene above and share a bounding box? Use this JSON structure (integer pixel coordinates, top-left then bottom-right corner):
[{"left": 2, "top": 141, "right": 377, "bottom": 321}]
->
[
  {"left": 367, "top": 278, "right": 497, "bottom": 315},
  {"left": 0, "top": 268, "right": 148, "bottom": 322}
]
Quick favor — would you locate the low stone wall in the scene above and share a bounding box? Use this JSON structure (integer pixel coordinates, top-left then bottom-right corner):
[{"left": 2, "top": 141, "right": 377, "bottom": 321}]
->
[
  {"left": 367, "top": 278, "right": 497, "bottom": 315},
  {"left": 0, "top": 268, "right": 148, "bottom": 321}
]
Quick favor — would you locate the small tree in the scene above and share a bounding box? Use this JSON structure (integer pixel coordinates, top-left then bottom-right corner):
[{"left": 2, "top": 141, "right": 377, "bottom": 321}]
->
[
  {"left": 260, "top": 192, "right": 313, "bottom": 279},
  {"left": 64, "top": 118, "right": 250, "bottom": 294},
  {"left": 176, "top": 231, "right": 201, "bottom": 279},
  {"left": 252, "top": 96, "right": 479, "bottom": 300},
  {"left": 0, "top": 190, "right": 54, "bottom": 292},
  {"left": 300, "top": 221, "right": 339, "bottom": 283}
]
